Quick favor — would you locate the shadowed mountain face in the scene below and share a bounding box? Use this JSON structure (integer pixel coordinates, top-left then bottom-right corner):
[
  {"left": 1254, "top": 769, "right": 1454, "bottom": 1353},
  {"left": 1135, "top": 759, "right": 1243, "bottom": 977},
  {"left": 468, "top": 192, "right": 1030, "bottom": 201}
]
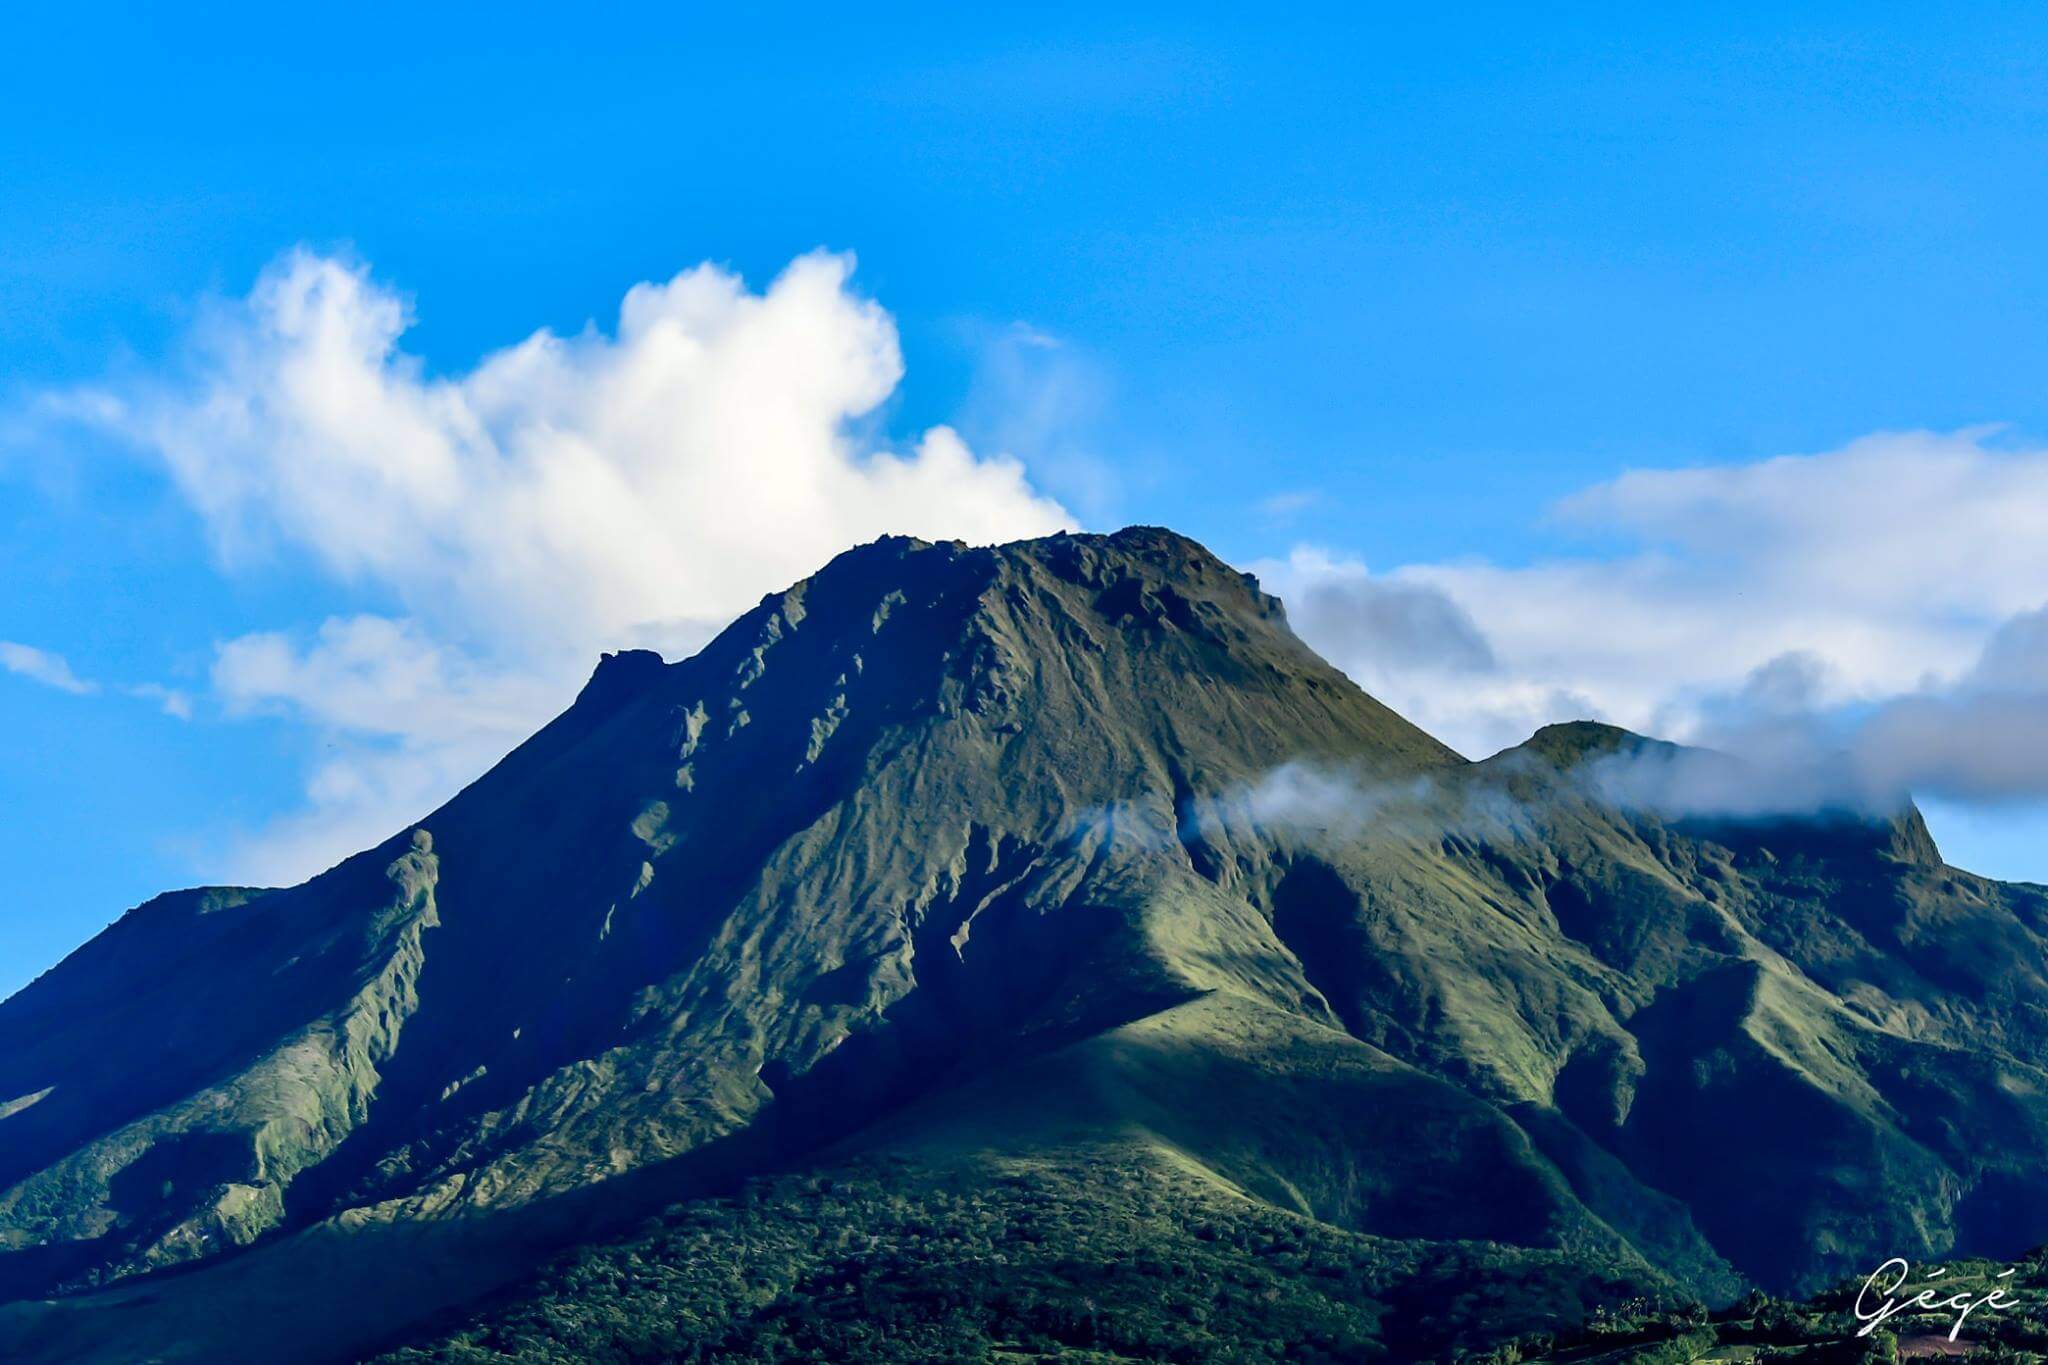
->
[{"left": 4, "top": 527, "right": 2048, "bottom": 1362}]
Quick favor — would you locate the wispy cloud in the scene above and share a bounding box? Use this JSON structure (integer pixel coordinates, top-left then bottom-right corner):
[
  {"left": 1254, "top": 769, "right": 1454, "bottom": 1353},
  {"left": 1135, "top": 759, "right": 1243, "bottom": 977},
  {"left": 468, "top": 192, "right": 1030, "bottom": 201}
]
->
[
  {"left": 0, "top": 641, "right": 195, "bottom": 721},
  {"left": 124, "top": 683, "right": 195, "bottom": 720},
  {"left": 1176, "top": 760, "right": 1543, "bottom": 854},
  {"left": 955, "top": 317, "right": 1124, "bottom": 526},
  {"left": 0, "top": 641, "right": 98, "bottom": 695},
  {"left": 1256, "top": 489, "right": 1319, "bottom": 525},
  {"left": 1217, "top": 761, "right": 1437, "bottom": 839}
]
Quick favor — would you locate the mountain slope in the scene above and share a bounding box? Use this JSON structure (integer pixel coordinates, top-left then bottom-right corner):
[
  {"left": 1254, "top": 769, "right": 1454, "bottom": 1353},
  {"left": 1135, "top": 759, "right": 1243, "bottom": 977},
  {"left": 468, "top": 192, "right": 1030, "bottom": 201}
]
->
[{"left": 3, "top": 527, "right": 2048, "bottom": 1362}]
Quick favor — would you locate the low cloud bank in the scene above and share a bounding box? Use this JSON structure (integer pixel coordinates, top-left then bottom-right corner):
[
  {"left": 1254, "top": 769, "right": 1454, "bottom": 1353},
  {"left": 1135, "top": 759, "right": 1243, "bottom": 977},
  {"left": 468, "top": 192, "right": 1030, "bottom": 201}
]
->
[
  {"left": 1192, "top": 604, "right": 2048, "bottom": 848},
  {"left": 1590, "top": 605, "right": 2048, "bottom": 821},
  {"left": 1260, "top": 431, "right": 2048, "bottom": 831}
]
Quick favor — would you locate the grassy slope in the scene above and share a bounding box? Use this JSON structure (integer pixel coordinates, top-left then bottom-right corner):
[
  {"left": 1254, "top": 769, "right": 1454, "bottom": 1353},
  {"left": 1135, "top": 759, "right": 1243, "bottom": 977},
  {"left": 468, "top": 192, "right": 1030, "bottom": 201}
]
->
[{"left": 0, "top": 839, "right": 440, "bottom": 1296}]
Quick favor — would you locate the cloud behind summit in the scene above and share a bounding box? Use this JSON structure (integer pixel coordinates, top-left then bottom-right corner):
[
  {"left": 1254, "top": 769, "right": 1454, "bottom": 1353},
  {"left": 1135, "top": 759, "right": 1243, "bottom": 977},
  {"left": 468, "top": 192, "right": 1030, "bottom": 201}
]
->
[
  {"left": 55, "top": 249, "right": 1072, "bottom": 880},
  {"left": 1264, "top": 430, "right": 2048, "bottom": 823}
]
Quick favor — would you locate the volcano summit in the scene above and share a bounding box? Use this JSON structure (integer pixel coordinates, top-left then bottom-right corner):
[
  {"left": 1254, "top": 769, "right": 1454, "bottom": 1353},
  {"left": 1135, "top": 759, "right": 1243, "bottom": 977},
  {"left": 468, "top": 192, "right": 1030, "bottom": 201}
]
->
[{"left": 5, "top": 528, "right": 2048, "bottom": 1362}]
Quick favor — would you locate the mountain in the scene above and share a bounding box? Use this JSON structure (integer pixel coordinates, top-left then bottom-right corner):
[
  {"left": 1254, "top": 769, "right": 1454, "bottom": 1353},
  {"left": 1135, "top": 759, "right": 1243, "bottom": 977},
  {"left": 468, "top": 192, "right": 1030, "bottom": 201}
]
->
[{"left": 4, "top": 527, "right": 2048, "bottom": 1363}]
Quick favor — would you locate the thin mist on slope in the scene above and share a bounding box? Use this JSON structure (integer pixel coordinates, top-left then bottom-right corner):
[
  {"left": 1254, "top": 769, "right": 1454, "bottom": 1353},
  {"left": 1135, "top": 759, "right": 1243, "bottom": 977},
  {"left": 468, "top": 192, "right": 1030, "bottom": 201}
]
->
[
  {"left": 1202, "top": 738, "right": 1925, "bottom": 856},
  {"left": 1214, "top": 597, "right": 2048, "bottom": 840}
]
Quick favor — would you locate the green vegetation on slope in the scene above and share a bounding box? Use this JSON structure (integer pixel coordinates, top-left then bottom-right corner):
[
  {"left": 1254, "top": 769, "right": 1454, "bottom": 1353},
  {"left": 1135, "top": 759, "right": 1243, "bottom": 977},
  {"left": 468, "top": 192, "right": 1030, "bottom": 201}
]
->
[
  {"left": 372, "top": 1150, "right": 1672, "bottom": 1365},
  {"left": 1468, "top": 1248, "right": 2048, "bottom": 1363}
]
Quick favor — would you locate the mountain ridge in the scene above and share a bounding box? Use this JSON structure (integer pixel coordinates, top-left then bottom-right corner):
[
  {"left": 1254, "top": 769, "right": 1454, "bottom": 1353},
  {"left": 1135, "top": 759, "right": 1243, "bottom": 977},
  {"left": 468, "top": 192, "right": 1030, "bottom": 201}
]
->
[{"left": 5, "top": 525, "right": 2048, "bottom": 1363}]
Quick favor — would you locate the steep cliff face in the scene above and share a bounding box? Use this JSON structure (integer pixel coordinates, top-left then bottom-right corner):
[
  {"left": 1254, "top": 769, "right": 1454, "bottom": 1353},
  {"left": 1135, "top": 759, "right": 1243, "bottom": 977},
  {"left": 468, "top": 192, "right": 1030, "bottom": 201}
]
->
[{"left": 4, "top": 527, "right": 2048, "bottom": 1362}]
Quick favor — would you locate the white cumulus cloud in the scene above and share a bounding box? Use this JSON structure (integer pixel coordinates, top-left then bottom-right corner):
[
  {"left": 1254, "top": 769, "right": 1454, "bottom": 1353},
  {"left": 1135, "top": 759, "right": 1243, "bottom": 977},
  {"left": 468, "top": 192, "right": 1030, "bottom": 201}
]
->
[
  {"left": 70, "top": 248, "right": 1072, "bottom": 882},
  {"left": 99, "top": 247, "right": 1068, "bottom": 653}
]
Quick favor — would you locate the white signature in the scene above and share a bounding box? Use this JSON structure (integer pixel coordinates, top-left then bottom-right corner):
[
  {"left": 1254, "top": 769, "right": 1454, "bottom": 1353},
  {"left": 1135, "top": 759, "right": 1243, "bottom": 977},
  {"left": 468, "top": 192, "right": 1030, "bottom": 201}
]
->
[{"left": 1854, "top": 1258, "right": 2020, "bottom": 1341}]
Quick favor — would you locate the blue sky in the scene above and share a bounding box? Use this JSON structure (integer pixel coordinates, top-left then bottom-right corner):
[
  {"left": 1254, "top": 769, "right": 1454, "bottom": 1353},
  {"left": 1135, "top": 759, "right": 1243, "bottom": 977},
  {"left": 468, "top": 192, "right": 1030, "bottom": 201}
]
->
[{"left": 7, "top": 4, "right": 2048, "bottom": 994}]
